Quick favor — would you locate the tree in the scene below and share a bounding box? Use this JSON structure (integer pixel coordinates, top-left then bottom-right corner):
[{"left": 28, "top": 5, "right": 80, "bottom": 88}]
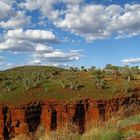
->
[
  {"left": 23, "top": 78, "right": 31, "bottom": 90},
  {"left": 2, "top": 80, "right": 13, "bottom": 92},
  {"left": 67, "top": 75, "right": 79, "bottom": 90},
  {"left": 122, "top": 66, "right": 135, "bottom": 82},
  {"left": 89, "top": 66, "right": 96, "bottom": 71},
  {"left": 49, "top": 72, "right": 54, "bottom": 79},
  {"left": 31, "top": 75, "right": 40, "bottom": 87},
  {"left": 80, "top": 66, "right": 87, "bottom": 71},
  {"left": 60, "top": 73, "right": 80, "bottom": 90},
  {"left": 95, "top": 78, "right": 107, "bottom": 89},
  {"left": 70, "top": 67, "right": 79, "bottom": 72},
  {"left": 70, "top": 67, "right": 76, "bottom": 72},
  {"left": 105, "top": 64, "right": 112, "bottom": 70},
  {"left": 92, "top": 69, "right": 103, "bottom": 77},
  {"left": 105, "top": 64, "right": 119, "bottom": 78},
  {"left": 93, "top": 69, "right": 107, "bottom": 89},
  {"left": 81, "top": 66, "right": 85, "bottom": 71},
  {"left": 60, "top": 80, "right": 67, "bottom": 89},
  {"left": 131, "top": 66, "right": 139, "bottom": 75}
]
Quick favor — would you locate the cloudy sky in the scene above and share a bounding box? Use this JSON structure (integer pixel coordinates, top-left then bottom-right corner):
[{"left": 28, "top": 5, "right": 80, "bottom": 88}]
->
[{"left": 0, "top": 0, "right": 140, "bottom": 70}]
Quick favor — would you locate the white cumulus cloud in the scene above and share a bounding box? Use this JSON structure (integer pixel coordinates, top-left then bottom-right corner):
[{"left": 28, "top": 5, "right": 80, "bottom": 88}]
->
[
  {"left": 0, "top": 11, "right": 31, "bottom": 29},
  {"left": 0, "top": 29, "right": 57, "bottom": 52},
  {"left": 0, "top": 0, "right": 15, "bottom": 20},
  {"left": 54, "top": 4, "right": 140, "bottom": 41},
  {"left": 29, "top": 49, "right": 82, "bottom": 65},
  {"left": 0, "top": 0, "right": 31, "bottom": 29},
  {"left": 122, "top": 58, "right": 140, "bottom": 65},
  {"left": 19, "top": 0, "right": 140, "bottom": 41},
  {"left": 0, "top": 28, "right": 82, "bottom": 66}
]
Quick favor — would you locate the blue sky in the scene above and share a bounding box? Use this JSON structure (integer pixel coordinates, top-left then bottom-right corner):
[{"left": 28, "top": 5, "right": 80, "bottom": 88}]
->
[{"left": 0, "top": 0, "right": 140, "bottom": 70}]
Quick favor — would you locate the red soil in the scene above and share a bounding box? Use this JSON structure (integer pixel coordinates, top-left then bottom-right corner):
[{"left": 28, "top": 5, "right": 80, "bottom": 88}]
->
[{"left": 0, "top": 92, "right": 139, "bottom": 139}]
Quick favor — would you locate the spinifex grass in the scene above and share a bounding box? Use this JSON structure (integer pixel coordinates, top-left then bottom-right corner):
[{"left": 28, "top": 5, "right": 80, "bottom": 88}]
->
[{"left": 12, "top": 114, "right": 140, "bottom": 140}]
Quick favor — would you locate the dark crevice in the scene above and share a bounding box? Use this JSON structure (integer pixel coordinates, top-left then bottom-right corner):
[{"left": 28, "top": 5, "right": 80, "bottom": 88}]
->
[
  {"left": 85, "top": 99, "right": 89, "bottom": 111},
  {"left": 114, "top": 99, "right": 119, "bottom": 112},
  {"left": 73, "top": 103, "right": 85, "bottom": 134},
  {"left": 50, "top": 108, "right": 57, "bottom": 131},
  {"left": 16, "top": 120, "right": 20, "bottom": 127},
  {"left": 65, "top": 105, "right": 68, "bottom": 113},
  {"left": 121, "top": 97, "right": 130, "bottom": 106},
  {"left": 2, "top": 107, "right": 10, "bottom": 140},
  {"left": 98, "top": 103, "right": 105, "bottom": 121},
  {"left": 25, "top": 104, "right": 42, "bottom": 133}
]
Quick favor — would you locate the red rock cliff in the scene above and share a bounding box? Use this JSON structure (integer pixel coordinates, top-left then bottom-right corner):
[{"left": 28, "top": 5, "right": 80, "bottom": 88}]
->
[{"left": 0, "top": 93, "right": 139, "bottom": 139}]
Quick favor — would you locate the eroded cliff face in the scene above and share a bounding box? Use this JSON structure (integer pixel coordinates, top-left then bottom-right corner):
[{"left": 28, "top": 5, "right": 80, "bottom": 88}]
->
[{"left": 0, "top": 93, "right": 139, "bottom": 139}]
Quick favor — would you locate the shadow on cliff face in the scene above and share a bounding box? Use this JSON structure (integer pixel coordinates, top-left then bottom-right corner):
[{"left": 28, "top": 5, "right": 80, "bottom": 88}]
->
[
  {"left": 25, "top": 104, "right": 41, "bottom": 133},
  {"left": 98, "top": 103, "right": 105, "bottom": 121},
  {"left": 2, "top": 107, "right": 10, "bottom": 140},
  {"left": 50, "top": 108, "right": 57, "bottom": 131},
  {"left": 72, "top": 103, "right": 85, "bottom": 134}
]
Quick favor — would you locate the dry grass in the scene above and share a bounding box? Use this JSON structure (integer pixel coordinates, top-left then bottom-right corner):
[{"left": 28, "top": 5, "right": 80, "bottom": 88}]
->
[
  {"left": 12, "top": 114, "right": 140, "bottom": 140},
  {"left": 11, "top": 134, "right": 31, "bottom": 140}
]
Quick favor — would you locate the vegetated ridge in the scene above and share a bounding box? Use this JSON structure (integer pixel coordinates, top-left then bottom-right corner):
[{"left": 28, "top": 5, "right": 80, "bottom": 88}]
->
[{"left": 0, "top": 65, "right": 139, "bottom": 139}]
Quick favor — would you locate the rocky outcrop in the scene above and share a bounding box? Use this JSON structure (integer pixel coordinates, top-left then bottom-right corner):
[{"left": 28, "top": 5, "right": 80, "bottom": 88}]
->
[{"left": 0, "top": 93, "right": 139, "bottom": 139}]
